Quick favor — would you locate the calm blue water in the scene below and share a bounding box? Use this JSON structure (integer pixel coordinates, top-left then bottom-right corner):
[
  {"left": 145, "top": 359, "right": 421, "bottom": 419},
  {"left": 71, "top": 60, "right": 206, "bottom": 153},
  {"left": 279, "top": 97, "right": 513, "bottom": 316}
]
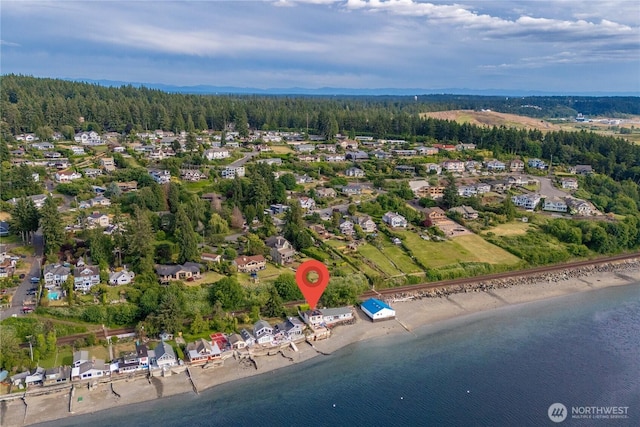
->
[
  {"left": 48, "top": 292, "right": 59, "bottom": 300},
  {"left": 36, "top": 283, "right": 640, "bottom": 427}
]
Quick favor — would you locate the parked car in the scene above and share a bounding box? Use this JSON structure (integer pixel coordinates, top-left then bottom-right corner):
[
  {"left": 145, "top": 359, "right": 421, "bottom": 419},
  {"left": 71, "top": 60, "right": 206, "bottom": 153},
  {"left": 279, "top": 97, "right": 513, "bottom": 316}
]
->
[{"left": 30, "top": 277, "right": 40, "bottom": 284}]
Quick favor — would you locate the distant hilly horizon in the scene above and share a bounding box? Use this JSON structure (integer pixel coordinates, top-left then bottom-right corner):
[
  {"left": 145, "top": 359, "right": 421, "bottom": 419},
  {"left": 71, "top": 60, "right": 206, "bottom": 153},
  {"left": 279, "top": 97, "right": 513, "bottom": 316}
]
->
[{"left": 65, "top": 78, "right": 639, "bottom": 97}]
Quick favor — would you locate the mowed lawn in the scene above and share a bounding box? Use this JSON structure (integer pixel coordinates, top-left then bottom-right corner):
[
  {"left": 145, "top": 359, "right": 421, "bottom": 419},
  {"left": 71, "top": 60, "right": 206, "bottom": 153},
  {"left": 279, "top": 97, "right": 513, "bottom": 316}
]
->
[{"left": 397, "top": 231, "right": 521, "bottom": 267}]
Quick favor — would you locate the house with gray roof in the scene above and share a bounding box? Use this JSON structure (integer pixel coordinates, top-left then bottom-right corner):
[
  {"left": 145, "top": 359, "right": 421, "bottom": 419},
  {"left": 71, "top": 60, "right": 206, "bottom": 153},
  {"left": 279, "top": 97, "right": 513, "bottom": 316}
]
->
[
  {"left": 43, "top": 264, "right": 71, "bottom": 288},
  {"left": 153, "top": 341, "right": 177, "bottom": 368},
  {"left": 155, "top": 262, "right": 202, "bottom": 283},
  {"left": 254, "top": 320, "right": 274, "bottom": 345}
]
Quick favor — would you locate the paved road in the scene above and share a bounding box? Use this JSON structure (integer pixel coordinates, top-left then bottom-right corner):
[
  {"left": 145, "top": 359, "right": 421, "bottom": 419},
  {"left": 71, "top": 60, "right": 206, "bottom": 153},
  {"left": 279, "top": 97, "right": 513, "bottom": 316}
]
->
[
  {"left": 229, "top": 151, "right": 259, "bottom": 167},
  {"left": 537, "top": 176, "right": 567, "bottom": 198},
  {"left": 0, "top": 231, "right": 43, "bottom": 320}
]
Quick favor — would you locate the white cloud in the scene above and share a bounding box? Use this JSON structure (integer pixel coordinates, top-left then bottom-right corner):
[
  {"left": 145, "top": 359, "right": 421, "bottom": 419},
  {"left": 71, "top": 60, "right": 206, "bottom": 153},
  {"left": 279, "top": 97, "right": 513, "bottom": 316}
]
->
[{"left": 0, "top": 39, "right": 21, "bottom": 47}]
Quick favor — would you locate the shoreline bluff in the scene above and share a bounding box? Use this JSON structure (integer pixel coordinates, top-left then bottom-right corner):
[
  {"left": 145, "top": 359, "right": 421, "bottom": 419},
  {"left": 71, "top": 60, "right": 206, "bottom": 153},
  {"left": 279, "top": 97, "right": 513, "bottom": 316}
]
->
[{"left": 4, "top": 259, "right": 640, "bottom": 427}]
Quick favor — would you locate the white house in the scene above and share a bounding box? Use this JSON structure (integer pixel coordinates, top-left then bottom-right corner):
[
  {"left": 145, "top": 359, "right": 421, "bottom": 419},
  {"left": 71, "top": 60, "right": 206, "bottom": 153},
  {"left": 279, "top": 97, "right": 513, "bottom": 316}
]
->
[
  {"left": 109, "top": 269, "right": 135, "bottom": 286},
  {"left": 43, "top": 264, "right": 70, "bottom": 288},
  {"left": 153, "top": 341, "right": 177, "bottom": 368},
  {"left": 149, "top": 169, "right": 171, "bottom": 184},
  {"left": 511, "top": 194, "right": 542, "bottom": 210},
  {"left": 318, "top": 307, "right": 354, "bottom": 326},
  {"left": 441, "top": 160, "right": 465, "bottom": 173},
  {"left": 543, "top": 197, "right": 568, "bottom": 213},
  {"left": 345, "top": 167, "right": 365, "bottom": 178},
  {"left": 561, "top": 178, "right": 579, "bottom": 190},
  {"left": 204, "top": 148, "right": 230, "bottom": 160},
  {"left": 382, "top": 212, "right": 408, "bottom": 228},
  {"left": 253, "top": 320, "right": 274, "bottom": 345},
  {"left": 74, "top": 265, "right": 101, "bottom": 292},
  {"left": 361, "top": 298, "right": 396, "bottom": 322},
  {"left": 298, "top": 197, "right": 316, "bottom": 211},
  {"left": 221, "top": 166, "right": 245, "bottom": 179},
  {"left": 55, "top": 170, "right": 82, "bottom": 183}
]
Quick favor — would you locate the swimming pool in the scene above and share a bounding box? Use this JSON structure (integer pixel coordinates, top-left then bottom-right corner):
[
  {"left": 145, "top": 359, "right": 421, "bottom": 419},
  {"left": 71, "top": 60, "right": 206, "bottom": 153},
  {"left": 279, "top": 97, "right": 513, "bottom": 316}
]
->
[{"left": 48, "top": 292, "right": 60, "bottom": 300}]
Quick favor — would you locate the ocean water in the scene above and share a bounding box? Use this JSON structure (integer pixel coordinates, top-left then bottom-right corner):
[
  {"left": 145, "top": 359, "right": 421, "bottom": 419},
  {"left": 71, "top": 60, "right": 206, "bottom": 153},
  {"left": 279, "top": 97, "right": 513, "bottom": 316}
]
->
[{"left": 36, "top": 283, "right": 640, "bottom": 427}]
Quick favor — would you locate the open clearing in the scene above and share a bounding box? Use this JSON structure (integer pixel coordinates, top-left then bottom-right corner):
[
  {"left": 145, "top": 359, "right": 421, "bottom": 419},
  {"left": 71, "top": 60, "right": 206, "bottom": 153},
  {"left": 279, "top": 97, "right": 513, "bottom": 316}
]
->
[
  {"left": 484, "top": 222, "right": 532, "bottom": 237},
  {"left": 421, "top": 109, "right": 640, "bottom": 143},
  {"left": 397, "top": 230, "right": 521, "bottom": 268},
  {"left": 421, "top": 110, "right": 560, "bottom": 131}
]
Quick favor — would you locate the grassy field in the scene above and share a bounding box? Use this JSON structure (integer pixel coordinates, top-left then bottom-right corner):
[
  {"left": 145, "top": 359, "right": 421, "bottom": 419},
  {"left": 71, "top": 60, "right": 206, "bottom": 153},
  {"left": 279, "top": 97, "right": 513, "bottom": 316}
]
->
[
  {"left": 237, "top": 263, "right": 284, "bottom": 285},
  {"left": 452, "top": 234, "right": 522, "bottom": 265},
  {"left": 182, "top": 180, "right": 216, "bottom": 193},
  {"left": 397, "top": 231, "right": 521, "bottom": 267},
  {"left": 37, "top": 346, "right": 74, "bottom": 369},
  {"left": 378, "top": 241, "right": 423, "bottom": 274},
  {"left": 270, "top": 145, "right": 294, "bottom": 154},
  {"left": 484, "top": 222, "right": 532, "bottom": 237},
  {"left": 358, "top": 244, "right": 403, "bottom": 276}
]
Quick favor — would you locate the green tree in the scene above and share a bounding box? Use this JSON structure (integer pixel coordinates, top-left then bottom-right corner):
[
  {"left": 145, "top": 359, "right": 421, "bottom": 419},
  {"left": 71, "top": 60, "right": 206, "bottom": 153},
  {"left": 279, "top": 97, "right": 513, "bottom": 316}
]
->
[
  {"left": 245, "top": 233, "right": 267, "bottom": 256},
  {"left": 175, "top": 206, "right": 199, "bottom": 263},
  {"left": 273, "top": 273, "right": 303, "bottom": 301},
  {"left": 190, "top": 311, "right": 207, "bottom": 335},
  {"left": 207, "top": 277, "right": 245, "bottom": 310},
  {"left": 502, "top": 197, "right": 517, "bottom": 221},
  {"left": 207, "top": 213, "right": 229, "bottom": 235},
  {"left": 40, "top": 196, "right": 64, "bottom": 256},
  {"left": 442, "top": 175, "right": 460, "bottom": 209},
  {"left": 126, "top": 206, "right": 155, "bottom": 275},
  {"left": 262, "top": 285, "right": 285, "bottom": 318}
]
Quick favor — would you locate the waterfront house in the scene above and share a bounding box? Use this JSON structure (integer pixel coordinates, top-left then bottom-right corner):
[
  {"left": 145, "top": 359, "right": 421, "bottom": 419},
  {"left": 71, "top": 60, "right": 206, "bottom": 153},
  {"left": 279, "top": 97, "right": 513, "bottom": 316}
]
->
[
  {"left": 254, "top": 320, "right": 274, "bottom": 345},
  {"left": 43, "top": 366, "right": 71, "bottom": 386},
  {"left": 25, "top": 367, "right": 45, "bottom": 387},
  {"left": 234, "top": 255, "right": 267, "bottom": 273},
  {"left": 240, "top": 329, "right": 256, "bottom": 347},
  {"left": 361, "top": 298, "right": 396, "bottom": 322},
  {"left": 382, "top": 212, "right": 408, "bottom": 228},
  {"left": 302, "top": 309, "right": 324, "bottom": 327},
  {"left": 153, "top": 341, "right": 177, "bottom": 368},
  {"left": 274, "top": 317, "right": 305, "bottom": 340},
  {"left": 186, "top": 339, "right": 221, "bottom": 365},
  {"left": 155, "top": 262, "right": 202, "bottom": 283},
  {"left": 319, "top": 307, "right": 354, "bottom": 326},
  {"left": 228, "top": 333, "right": 247, "bottom": 350},
  {"left": 71, "top": 359, "right": 109, "bottom": 381}
]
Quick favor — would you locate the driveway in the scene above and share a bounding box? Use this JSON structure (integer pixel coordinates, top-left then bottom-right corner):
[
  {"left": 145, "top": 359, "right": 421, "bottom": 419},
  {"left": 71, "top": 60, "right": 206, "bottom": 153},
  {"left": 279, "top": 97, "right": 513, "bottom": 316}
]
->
[
  {"left": 537, "top": 176, "right": 567, "bottom": 198},
  {"left": 229, "top": 151, "right": 259, "bottom": 167},
  {"left": 0, "top": 231, "right": 43, "bottom": 320}
]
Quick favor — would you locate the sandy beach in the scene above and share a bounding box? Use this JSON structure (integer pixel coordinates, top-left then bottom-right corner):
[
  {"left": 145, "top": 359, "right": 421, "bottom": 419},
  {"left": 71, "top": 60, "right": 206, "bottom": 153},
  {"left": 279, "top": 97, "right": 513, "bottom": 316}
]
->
[{"left": 3, "top": 261, "right": 639, "bottom": 427}]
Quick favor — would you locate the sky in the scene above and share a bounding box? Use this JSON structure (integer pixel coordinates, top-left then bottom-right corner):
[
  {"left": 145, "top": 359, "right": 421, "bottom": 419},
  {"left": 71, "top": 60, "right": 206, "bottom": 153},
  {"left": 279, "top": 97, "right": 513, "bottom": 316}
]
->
[{"left": 1, "top": 0, "right": 639, "bottom": 94}]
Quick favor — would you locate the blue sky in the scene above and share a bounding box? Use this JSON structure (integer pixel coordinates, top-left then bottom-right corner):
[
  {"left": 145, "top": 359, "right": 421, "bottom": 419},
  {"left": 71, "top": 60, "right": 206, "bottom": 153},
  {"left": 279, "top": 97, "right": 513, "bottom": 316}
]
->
[{"left": 1, "top": 0, "right": 639, "bottom": 93}]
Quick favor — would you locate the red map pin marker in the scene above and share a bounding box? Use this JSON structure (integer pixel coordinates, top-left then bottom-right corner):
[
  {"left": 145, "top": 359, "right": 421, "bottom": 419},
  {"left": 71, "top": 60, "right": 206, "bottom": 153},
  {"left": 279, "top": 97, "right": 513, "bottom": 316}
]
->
[{"left": 296, "top": 260, "right": 330, "bottom": 310}]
